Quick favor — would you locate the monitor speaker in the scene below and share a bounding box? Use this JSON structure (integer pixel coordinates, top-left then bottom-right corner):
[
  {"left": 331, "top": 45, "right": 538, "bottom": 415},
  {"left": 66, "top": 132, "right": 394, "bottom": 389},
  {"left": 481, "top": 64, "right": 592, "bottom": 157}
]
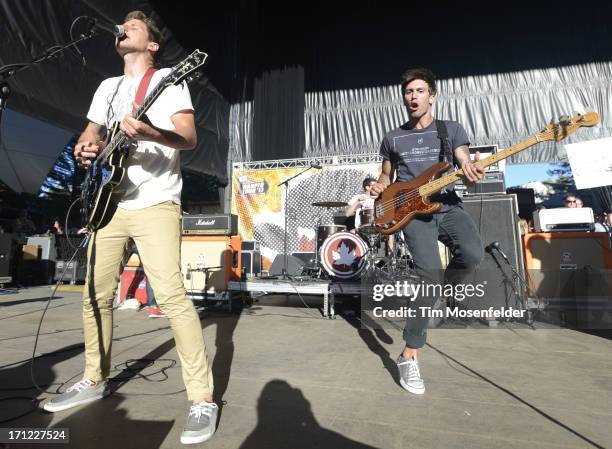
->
[
  {"left": 269, "top": 254, "right": 306, "bottom": 276},
  {"left": 461, "top": 194, "right": 525, "bottom": 310}
]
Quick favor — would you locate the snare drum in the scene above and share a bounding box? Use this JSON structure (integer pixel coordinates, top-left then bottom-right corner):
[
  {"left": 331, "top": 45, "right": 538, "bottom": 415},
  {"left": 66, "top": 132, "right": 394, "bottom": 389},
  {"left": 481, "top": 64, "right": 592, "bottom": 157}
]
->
[{"left": 319, "top": 231, "right": 368, "bottom": 279}]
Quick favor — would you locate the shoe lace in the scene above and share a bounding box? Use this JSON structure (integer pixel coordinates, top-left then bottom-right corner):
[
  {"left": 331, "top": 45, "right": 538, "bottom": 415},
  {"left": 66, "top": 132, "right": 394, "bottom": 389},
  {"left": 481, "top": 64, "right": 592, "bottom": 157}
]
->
[
  {"left": 188, "top": 402, "right": 216, "bottom": 422},
  {"left": 66, "top": 379, "right": 94, "bottom": 393},
  {"left": 407, "top": 359, "right": 421, "bottom": 381}
]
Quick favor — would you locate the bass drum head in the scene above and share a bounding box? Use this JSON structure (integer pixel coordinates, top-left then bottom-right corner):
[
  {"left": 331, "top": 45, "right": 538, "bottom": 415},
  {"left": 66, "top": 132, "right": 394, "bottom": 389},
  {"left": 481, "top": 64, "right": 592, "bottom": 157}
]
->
[{"left": 319, "top": 231, "right": 368, "bottom": 279}]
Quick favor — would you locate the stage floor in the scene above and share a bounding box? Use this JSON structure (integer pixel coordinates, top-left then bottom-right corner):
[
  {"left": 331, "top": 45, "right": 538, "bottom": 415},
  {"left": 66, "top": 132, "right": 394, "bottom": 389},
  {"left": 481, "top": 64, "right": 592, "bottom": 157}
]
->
[{"left": 1, "top": 286, "right": 611, "bottom": 449}]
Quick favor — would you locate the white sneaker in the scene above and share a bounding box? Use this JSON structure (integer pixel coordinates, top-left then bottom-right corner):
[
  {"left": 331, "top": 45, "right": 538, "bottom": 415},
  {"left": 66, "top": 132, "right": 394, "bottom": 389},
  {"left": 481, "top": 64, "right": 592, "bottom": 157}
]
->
[
  {"left": 397, "top": 355, "right": 425, "bottom": 394},
  {"left": 180, "top": 401, "right": 218, "bottom": 444},
  {"left": 117, "top": 297, "right": 141, "bottom": 310},
  {"left": 43, "top": 379, "right": 109, "bottom": 412}
]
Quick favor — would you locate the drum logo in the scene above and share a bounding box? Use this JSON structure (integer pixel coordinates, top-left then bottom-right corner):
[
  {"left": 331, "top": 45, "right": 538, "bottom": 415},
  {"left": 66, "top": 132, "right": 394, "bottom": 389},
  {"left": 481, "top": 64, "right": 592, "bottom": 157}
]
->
[{"left": 320, "top": 232, "right": 367, "bottom": 279}]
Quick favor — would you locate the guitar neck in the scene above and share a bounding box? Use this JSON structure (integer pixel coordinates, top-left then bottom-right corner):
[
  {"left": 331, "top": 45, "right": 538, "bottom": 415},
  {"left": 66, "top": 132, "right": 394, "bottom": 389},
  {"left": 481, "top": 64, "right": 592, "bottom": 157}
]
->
[{"left": 418, "top": 135, "right": 541, "bottom": 197}]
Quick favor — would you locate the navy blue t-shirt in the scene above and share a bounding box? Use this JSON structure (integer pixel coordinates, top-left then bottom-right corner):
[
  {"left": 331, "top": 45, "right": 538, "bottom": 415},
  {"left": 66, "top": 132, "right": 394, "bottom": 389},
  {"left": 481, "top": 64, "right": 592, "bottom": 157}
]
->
[{"left": 379, "top": 120, "right": 470, "bottom": 208}]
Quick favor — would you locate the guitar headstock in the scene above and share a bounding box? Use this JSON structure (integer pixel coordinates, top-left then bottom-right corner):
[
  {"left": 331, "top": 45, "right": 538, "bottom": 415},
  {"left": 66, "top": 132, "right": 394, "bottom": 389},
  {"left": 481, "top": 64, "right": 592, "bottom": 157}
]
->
[
  {"left": 165, "top": 49, "right": 208, "bottom": 87},
  {"left": 539, "top": 112, "right": 600, "bottom": 142}
]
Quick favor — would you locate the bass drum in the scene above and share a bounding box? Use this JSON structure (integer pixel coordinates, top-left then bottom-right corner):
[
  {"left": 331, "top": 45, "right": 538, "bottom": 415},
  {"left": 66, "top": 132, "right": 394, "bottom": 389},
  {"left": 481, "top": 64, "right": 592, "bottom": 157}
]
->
[{"left": 319, "top": 231, "right": 368, "bottom": 280}]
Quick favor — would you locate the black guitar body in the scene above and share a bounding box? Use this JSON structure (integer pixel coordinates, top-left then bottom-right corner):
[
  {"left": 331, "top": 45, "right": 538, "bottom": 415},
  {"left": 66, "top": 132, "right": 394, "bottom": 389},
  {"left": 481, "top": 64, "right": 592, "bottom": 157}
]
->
[{"left": 80, "top": 124, "right": 129, "bottom": 231}]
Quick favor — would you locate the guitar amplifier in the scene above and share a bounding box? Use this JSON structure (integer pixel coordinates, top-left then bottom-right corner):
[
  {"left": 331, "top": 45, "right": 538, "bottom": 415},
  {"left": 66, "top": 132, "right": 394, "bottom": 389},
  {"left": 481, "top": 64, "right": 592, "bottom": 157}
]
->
[
  {"left": 456, "top": 172, "right": 506, "bottom": 195},
  {"left": 182, "top": 214, "right": 238, "bottom": 236},
  {"left": 181, "top": 235, "right": 241, "bottom": 298},
  {"left": 533, "top": 208, "right": 595, "bottom": 232}
]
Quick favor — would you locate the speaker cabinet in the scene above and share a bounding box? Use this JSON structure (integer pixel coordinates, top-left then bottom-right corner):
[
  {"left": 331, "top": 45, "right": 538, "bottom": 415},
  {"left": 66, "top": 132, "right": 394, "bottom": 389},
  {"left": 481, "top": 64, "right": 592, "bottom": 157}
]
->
[
  {"left": 241, "top": 250, "right": 262, "bottom": 278},
  {"left": 461, "top": 194, "right": 525, "bottom": 310},
  {"left": 524, "top": 232, "right": 612, "bottom": 328},
  {"left": 506, "top": 187, "right": 536, "bottom": 221},
  {"left": 26, "top": 235, "right": 57, "bottom": 284},
  {"left": 0, "top": 233, "right": 14, "bottom": 280},
  {"left": 524, "top": 232, "right": 612, "bottom": 298},
  {"left": 181, "top": 236, "right": 241, "bottom": 298}
]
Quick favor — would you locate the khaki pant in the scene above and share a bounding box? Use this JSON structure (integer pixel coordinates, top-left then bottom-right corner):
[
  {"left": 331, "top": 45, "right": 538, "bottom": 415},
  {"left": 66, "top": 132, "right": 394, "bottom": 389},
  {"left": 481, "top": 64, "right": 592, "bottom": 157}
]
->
[{"left": 82, "top": 201, "right": 213, "bottom": 400}]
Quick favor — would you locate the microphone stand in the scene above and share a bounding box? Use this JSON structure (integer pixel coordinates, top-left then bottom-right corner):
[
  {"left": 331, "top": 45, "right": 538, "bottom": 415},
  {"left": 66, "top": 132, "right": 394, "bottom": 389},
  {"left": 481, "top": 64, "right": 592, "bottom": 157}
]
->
[
  {"left": 0, "top": 26, "right": 100, "bottom": 134},
  {"left": 277, "top": 165, "right": 317, "bottom": 279},
  {"left": 488, "top": 245, "right": 529, "bottom": 316}
]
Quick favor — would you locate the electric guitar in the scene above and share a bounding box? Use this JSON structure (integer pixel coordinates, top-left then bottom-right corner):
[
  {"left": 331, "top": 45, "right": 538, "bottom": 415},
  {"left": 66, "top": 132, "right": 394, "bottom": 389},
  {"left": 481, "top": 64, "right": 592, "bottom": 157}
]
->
[
  {"left": 80, "top": 49, "right": 208, "bottom": 231},
  {"left": 373, "top": 112, "right": 600, "bottom": 235}
]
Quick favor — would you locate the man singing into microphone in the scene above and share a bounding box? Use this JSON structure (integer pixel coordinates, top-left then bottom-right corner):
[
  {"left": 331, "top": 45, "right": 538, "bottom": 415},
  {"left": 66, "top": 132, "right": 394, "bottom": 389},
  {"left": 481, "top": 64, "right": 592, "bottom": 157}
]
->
[
  {"left": 371, "top": 68, "right": 485, "bottom": 395},
  {"left": 42, "top": 11, "right": 217, "bottom": 445}
]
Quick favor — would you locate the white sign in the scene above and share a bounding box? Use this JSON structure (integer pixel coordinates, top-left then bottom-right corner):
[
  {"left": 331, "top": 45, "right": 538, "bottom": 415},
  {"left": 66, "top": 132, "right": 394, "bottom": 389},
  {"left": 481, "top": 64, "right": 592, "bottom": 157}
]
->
[{"left": 565, "top": 138, "right": 612, "bottom": 189}]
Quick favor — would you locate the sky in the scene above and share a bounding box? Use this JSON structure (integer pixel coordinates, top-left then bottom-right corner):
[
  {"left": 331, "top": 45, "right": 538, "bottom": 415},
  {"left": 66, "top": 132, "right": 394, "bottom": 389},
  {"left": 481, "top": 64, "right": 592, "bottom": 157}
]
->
[{"left": 504, "top": 163, "right": 554, "bottom": 188}]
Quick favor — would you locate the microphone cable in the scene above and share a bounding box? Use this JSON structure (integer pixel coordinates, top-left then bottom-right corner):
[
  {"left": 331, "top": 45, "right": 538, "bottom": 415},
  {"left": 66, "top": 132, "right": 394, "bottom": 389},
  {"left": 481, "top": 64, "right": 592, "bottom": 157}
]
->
[{"left": 0, "top": 199, "right": 88, "bottom": 423}]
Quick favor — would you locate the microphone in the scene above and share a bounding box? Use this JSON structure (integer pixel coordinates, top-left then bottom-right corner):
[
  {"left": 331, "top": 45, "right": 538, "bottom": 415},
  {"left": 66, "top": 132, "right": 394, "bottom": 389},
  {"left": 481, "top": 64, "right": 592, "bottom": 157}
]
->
[
  {"left": 310, "top": 161, "right": 322, "bottom": 169},
  {"left": 485, "top": 241, "right": 510, "bottom": 264},
  {"left": 0, "top": 83, "right": 10, "bottom": 111},
  {"left": 88, "top": 18, "right": 125, "bottom": 38}
]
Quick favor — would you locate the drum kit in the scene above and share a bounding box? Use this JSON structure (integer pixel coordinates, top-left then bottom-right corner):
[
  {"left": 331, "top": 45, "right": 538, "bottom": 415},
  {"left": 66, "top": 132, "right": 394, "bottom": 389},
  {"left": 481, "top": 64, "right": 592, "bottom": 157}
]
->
[{"left": 306, "top": 201, "right": 414, "bottom": 281}]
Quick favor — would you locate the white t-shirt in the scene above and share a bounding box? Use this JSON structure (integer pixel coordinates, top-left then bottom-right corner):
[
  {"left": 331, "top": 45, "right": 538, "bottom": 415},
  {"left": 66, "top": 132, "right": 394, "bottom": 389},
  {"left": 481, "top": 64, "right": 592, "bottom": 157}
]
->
[
  {"left": 348, "top": 194, "right": 375, "bottom": 228},
  {"left": 87, "top": 68, "right": 194, "bottom": 210}
]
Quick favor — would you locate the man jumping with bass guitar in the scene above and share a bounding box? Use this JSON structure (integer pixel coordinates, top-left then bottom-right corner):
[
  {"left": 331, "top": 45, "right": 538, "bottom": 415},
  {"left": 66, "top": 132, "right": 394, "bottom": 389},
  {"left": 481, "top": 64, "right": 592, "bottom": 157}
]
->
[
  {"left": 42, "top": 11, "right": 217, "bottom": 445},
  {"left": 371, "top": 68, "right": 485, "bottom": 395}
]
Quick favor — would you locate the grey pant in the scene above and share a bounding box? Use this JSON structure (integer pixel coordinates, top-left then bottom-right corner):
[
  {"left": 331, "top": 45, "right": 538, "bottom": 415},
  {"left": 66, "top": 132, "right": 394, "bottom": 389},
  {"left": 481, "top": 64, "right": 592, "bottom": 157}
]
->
[{"left": 402, "top": 206, "right": 483, "bottom": 348}]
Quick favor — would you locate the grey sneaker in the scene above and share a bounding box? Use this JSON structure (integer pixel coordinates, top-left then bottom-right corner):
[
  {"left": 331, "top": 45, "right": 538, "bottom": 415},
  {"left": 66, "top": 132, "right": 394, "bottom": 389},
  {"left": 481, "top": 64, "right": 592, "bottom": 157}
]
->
[
  {"left": 42, "top": 379, "right": 110, "bottom": 412},
  {"left": 397, "top": 355, "right": 425, "bottom": 395},
  {"left": 180, "top": 401, "right": 218, "bottom": 445}
]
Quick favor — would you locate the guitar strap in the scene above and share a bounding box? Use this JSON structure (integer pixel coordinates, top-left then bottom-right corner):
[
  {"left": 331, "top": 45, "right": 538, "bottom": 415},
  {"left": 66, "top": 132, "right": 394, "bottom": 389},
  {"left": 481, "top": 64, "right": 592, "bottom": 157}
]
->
[
  {"left": 435, "top": 119, "right": 458, "bottom": 197},
  {"left": 132, "top": 66, "right": 157, "bottom": 113},
  {"left": 435, "top": 119, "right": 454, "bottom": 165}
]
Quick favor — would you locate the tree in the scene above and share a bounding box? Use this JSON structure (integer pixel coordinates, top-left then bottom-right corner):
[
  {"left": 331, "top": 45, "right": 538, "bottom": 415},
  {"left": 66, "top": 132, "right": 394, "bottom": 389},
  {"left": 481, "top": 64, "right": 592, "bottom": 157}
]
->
[{"left": 545, "top": 162, "right": 576, "bottom": 195}]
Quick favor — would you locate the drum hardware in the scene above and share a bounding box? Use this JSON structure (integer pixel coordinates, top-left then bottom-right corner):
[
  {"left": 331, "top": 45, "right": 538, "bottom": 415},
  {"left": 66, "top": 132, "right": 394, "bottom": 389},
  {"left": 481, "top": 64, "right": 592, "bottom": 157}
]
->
[
  {"left": 311, "top": 201, "right": 348, "bottom": 208},
  {"left": 278, "top": 164, "right": 322, "bottom": 279}
]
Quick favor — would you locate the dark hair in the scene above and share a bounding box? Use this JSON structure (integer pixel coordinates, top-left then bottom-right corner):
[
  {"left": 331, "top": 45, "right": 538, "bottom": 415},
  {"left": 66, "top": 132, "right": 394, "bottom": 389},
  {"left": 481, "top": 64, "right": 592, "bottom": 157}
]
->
[
  {"left": 362, "top": 177, "right": 376, "bottom": 190},
  {"left": 124, "top": 10, "right": 164, "bottom": 60},
  {"left": 400, "top": 68, "right": 437, "bottom": 95},
  {"left": 564, "top": 193, "right": 579, "bottom": 202}
]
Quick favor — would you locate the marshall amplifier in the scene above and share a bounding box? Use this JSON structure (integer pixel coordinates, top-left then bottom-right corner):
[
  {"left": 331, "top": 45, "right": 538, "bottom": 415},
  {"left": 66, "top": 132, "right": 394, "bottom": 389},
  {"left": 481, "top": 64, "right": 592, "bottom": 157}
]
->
[{"left": 182, "top": 214, "right": 238, "bottom": 236}]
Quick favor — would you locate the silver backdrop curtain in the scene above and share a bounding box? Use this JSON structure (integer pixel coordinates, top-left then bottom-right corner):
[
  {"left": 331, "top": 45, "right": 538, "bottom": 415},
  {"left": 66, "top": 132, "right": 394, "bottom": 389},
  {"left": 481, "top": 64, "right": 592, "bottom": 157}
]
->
[{"left": 230, "top": 61, "right": 612, "bottom": 165}]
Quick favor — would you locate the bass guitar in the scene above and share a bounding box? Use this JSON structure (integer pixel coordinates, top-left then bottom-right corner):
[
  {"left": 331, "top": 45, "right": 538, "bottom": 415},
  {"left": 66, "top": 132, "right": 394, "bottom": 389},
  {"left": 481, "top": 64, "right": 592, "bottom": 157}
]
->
[
  {"left": 373, "top": 112, "right": 600, "bottom": 235},
  {"left": 80, "top": 49, "right": 208, "bottom": 231}
]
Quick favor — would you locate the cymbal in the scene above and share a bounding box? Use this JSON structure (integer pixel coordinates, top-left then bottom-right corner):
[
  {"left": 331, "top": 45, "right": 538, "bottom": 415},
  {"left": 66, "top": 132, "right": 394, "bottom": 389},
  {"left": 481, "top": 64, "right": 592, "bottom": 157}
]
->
[{"left": 312, "top": 201, "right": 348, "bottom": 208}]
